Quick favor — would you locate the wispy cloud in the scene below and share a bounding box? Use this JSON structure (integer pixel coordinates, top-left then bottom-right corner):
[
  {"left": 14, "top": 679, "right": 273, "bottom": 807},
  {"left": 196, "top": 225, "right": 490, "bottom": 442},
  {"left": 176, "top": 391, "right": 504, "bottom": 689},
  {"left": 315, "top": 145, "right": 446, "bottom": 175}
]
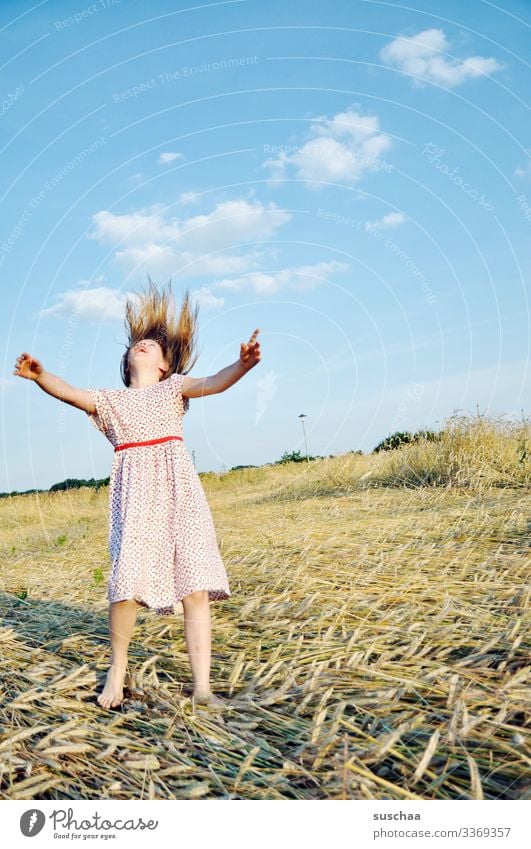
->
[
  {"left": 213, "top": 259, "right": 349, "bottom": 294},
  {"left": 263, "top": 107, "right": 392, "bottom": 187},
  {"left": 289, "top": 316, "right": 524, "bottom": 385},
  {"left": 365, "top": 212, "right": 407, "bottom": 231},
  {"left": 158, "top": 151, "right": 183, "bottom": 164},
  {"left": 380, "top": 28, "right": 503, "bottom": 88},
  {"left": 178, "top": 190, "right": 200, "bottom": 204},
  {"left": 87, "top": 199, "right": 292, "bottom": 277}
]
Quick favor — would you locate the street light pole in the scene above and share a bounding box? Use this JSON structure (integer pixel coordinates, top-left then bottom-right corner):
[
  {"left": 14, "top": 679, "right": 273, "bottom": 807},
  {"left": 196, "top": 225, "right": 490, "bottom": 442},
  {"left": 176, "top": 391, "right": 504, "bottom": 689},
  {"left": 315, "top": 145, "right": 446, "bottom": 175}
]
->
[{"left": 298, "top": 413, "right": 309, "bottom": 462}]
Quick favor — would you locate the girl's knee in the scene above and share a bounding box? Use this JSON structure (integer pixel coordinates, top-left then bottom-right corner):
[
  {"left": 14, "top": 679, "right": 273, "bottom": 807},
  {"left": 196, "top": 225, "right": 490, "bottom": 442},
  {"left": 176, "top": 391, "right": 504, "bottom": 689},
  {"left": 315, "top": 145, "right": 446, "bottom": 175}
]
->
[{"left": 182, "top": 590, "right": 209, "bottom": 606}]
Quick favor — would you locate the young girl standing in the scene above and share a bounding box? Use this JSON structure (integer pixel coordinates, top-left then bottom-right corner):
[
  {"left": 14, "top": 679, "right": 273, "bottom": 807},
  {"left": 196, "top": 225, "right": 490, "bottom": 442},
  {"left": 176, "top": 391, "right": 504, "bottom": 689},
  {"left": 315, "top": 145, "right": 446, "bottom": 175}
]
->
[{"left": 13, "top": 278, "right": 261, "bottom": 710}]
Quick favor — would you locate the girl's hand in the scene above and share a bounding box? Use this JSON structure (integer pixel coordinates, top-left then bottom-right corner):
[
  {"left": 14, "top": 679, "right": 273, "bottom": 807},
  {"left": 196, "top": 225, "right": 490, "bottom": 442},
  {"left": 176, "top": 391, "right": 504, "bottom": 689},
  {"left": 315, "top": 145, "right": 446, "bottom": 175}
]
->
[
  {"left": 240, "top": 328, "right": 261, "bottom": 371},
  {"left": 13, "top": 352, "right": 44, "bottom": 381}
]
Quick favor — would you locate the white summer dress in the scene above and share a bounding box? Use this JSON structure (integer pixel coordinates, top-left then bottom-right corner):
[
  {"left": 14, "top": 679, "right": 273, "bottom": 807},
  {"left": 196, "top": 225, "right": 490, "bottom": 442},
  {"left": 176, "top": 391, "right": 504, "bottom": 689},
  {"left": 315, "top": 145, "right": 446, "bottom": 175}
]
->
[{"left": 86, "top": 373, "right": 230, "bottom": 616}]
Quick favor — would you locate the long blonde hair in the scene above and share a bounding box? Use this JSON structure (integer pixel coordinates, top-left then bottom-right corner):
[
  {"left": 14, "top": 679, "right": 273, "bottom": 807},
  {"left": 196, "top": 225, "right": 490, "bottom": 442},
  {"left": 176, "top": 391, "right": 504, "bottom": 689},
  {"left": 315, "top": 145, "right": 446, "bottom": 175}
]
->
[{"left": 120, "top": 276, "right": 200, "bottom": 406}]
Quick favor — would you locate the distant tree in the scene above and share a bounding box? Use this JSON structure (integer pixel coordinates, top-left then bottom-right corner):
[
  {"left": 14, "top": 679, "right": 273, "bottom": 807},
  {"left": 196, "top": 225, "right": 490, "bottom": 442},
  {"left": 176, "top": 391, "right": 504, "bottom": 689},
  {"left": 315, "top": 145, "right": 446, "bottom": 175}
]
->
[
  {"left": 0, "top": 488, "right": 41, "bottom": 498},
  {"left": 49, "top": 477, "right": 109, "bottom": 492},
  {"left": 414, "top": 428, "right": 440, "bottom": 443},
  {"left": 277, "top": 449, "right": 318, "bottom": 464},
  {"left": 0, "top": 476, "right": 103, "bottom": 498},
  {"left": 373, "top": 428, "right": 441, "bottom": 453}
]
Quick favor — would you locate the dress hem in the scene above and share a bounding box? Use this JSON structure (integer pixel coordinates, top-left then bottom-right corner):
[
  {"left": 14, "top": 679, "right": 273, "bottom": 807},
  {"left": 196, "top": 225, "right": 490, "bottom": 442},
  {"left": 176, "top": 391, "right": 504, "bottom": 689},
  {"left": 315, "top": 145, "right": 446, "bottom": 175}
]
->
[{"left": 108, "top": 589, "right": 231, "bottom": 616}]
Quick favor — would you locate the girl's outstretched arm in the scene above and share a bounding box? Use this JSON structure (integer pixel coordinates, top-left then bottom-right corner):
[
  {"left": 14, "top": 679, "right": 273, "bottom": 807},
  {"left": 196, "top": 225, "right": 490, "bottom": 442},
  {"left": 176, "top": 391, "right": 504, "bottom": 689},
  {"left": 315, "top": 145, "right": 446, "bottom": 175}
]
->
[
  {"left": 182, "top": 328, "right": 261, "bottom": 398},
  {"left": 13, "top": 352, "right": 95, "bottom": 413}
]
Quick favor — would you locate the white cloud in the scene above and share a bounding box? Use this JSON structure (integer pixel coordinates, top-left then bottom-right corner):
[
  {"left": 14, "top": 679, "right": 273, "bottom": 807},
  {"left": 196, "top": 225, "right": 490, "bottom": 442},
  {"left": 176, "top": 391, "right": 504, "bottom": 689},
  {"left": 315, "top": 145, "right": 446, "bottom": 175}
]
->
[
  {"left": 213, "top": 259, "right": 349, "bottom": 294},
  {"left": 263, "top": 107, "right": 392, "bottom": 187},
  {"left": 87, "top": 199, "right": 292, "bottom": 277},
  {"left": 158, "top": 151, "right": 183, "bottom": 164},
  {"left": 38, "top": 277, "right": 226, "bottom": 321},
  {"left": 380, "top": 28, "right": 503, "bottom": 88},
  {"left": 365, "top": 212, "right": 407, "bottom": 231},
  {"left": 39, "top": 285, "right": 128, "bottom": 320},
  {"left": 191, "top": 285, "right": 225, "bottom": 309},
  {"left": 181, "top": 200, "right": 291, "bottom": 250}
]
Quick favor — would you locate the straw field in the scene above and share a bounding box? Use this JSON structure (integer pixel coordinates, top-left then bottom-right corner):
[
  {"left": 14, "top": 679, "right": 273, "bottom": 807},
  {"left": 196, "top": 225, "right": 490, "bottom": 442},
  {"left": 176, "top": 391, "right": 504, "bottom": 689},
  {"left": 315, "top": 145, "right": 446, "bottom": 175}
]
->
[{"left": 0, "top": 413, "right": 529, "bottom": 800}]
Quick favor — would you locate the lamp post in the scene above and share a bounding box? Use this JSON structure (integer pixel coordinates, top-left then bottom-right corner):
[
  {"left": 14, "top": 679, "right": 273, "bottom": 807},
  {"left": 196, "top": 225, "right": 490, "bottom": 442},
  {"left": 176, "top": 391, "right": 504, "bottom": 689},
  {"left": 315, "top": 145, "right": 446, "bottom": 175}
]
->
[
  {"left": 298, "top": 413, "right": 309, "bottom": 462},
  {"left": 191, "top": 449, "right": 196, "bottom": 470}
]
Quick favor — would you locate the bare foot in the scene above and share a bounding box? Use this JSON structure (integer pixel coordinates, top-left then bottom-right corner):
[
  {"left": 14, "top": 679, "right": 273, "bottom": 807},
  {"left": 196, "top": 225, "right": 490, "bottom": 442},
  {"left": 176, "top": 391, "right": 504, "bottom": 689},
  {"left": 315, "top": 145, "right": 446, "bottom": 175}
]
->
[
  {"left": 97, "top": 664, "right": 129, "bottom": 709},
  {"left": 192, "top": 691, "right": 232, "bottom": 709}
]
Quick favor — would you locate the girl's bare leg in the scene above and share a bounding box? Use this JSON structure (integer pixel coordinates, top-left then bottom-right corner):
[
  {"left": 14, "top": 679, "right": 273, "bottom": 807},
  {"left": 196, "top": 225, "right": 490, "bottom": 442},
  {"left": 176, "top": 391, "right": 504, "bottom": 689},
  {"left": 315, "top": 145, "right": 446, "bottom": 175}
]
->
[
  {"left": 97, "top": 599, "right": 138, "bottom": 709},
  {"left": 182, "top": 590, "right": 212, "bottom": 698}
]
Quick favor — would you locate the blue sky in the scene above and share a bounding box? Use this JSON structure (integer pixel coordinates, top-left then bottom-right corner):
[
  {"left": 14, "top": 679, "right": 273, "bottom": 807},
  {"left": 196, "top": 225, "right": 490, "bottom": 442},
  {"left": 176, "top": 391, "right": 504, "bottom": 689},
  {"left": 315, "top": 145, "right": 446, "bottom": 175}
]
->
[{"left": 2, "top": 0, "right": 530, "bottom": 490}]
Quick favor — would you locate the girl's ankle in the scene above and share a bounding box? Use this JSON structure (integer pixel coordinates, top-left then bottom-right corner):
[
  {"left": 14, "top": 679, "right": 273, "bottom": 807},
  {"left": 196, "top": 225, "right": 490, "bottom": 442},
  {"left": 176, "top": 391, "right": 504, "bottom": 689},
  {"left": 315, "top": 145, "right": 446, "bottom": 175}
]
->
[{"left": 193, "top": 687, "right": 211, "bottom": 697}]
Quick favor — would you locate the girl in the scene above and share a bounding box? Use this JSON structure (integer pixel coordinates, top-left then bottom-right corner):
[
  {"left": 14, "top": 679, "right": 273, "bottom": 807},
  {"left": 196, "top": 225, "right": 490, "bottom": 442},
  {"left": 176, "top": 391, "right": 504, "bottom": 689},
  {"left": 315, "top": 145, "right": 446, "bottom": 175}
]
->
[{"left": 13, "top": 277, "right": 261, "bottom": 710}]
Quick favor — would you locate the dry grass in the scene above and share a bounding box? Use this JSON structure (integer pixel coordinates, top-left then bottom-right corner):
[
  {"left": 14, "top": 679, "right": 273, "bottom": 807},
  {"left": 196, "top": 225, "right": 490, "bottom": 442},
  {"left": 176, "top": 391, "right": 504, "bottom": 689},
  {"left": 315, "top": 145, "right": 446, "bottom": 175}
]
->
[{"left": 0, "top": 412, "right": 529, "bottom": 800}]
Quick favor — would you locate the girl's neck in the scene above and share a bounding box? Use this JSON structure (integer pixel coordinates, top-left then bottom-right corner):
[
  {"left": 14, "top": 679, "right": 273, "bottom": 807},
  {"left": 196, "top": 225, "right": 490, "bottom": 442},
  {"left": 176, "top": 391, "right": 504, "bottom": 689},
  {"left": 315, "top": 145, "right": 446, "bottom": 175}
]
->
[{"left": 128, "top": 366, "right": 166, "bottom": 389}]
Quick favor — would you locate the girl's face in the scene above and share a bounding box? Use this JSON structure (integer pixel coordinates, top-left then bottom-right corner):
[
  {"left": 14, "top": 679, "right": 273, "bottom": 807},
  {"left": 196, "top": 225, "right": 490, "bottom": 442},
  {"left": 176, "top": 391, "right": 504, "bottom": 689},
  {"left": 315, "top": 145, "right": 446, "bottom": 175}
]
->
[{"left": 128, "top": 338, "right": 169, "bottom": 379}]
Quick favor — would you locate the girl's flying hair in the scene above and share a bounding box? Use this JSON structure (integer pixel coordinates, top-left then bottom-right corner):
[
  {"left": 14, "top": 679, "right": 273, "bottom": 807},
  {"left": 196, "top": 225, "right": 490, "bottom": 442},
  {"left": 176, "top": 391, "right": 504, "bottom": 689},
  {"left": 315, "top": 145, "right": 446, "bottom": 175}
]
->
[{"left": 120, "top": 275, "right": 200, "bottom": 392}]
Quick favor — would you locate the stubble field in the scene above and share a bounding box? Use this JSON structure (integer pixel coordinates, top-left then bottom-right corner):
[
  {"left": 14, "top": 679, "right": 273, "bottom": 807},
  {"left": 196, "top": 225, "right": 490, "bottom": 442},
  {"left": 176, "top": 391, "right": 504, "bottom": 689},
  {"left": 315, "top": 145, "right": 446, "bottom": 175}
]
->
[{"left": 0, "top": 414, "right": 529, "bottom": 800}]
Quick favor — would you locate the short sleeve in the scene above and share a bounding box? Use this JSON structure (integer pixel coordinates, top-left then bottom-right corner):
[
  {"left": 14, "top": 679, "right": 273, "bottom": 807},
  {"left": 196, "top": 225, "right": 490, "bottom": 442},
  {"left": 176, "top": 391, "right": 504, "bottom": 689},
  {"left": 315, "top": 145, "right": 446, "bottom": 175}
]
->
[
  {"left": 86, "top": 389, "right": 113, "bottom": 438},
  {"left": 170, "top": 373, "right": 190, "bottom": 414}
]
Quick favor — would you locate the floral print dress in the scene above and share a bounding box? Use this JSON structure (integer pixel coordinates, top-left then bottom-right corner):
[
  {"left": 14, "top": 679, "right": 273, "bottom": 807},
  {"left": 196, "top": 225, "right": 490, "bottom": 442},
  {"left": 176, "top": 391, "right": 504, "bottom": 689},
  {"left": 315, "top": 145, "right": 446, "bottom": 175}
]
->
[{"left": 86, "top": 373, "right": 230, "bottom": 615}]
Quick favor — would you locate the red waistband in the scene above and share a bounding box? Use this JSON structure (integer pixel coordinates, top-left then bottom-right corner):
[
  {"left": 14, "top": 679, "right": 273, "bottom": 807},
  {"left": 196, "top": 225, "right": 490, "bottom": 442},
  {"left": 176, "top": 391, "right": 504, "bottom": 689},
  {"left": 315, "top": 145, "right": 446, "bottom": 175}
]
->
[{"left": 114, "top": 435, "right": 183, "bottom": 452}]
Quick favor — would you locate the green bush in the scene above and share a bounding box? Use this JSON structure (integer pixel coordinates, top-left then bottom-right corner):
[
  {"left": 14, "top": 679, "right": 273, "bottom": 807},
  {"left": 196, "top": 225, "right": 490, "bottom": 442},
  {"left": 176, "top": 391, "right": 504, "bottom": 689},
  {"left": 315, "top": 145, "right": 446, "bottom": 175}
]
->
[
  {"left": 373, "top": 429, "right": 441, "bottom": 453},
  {"left": 277, "top": 449, "right": 317, "bottom": 464}
]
